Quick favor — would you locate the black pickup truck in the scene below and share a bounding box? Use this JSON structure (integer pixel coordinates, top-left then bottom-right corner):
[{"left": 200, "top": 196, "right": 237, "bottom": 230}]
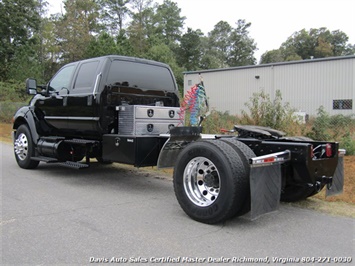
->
[{"left": 12, "top": 55, "right": 345, "bottom": 224}]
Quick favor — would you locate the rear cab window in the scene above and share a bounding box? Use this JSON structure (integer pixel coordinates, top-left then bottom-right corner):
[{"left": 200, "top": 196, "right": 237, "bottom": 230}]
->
[
  {"left": 73, "top": 60, "right": 100, "bottom": 93},
  {"left": 106, "top": 60, "right": 177, "bottom": 92}
]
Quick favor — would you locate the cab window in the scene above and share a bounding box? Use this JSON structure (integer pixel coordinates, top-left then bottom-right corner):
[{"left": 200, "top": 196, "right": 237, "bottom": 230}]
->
[
  {"left": 74, "top": 61, "right": 100, "bottom": 90},
  {"left": 49, "top": 64, "right": 76, "bottom": 92},
  {"left": 107, "top": 60, "right": 176, "bottom": 91}
]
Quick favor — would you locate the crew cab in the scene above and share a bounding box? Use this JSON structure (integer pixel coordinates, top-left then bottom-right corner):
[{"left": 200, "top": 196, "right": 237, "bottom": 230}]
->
[{"left": 12, "top": 55, "right": 345, "bottom": 224}]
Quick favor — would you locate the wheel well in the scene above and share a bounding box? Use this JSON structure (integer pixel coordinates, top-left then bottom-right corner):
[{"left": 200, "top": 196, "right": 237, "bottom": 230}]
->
[
  {"left": 13, "top": 117, "right": 27, "bottom": 130},
  {"left": 13, "top": 117, "right": 40, "bottom": 145}
]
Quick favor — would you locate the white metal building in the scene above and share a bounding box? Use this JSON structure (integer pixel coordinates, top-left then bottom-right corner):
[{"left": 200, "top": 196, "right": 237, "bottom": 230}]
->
[{"left": 183, "top": 55, "right": 355, "bottom": 117}]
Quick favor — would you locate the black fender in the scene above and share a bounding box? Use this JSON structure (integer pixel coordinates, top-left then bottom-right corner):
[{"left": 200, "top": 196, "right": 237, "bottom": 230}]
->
[{"left": 13, "top": 106, "right": 40, "bottom": 144}]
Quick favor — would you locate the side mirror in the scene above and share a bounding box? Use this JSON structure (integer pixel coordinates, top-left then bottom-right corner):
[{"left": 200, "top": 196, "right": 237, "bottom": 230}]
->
[{"left": 26, "top": 78, "right": 37, "bottom": 95}]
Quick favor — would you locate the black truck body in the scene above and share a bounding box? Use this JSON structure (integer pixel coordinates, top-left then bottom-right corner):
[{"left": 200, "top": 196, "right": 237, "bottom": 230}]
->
[{"left": 12, "top": 55, "right": 344, "bottom": 224}]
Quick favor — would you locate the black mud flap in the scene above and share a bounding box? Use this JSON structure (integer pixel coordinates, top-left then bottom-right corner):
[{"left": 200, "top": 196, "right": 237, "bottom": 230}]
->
[
  {"left": 157, "top": 139, "right": 191, "bottom": 168},
  {"left": 157, "top": 127, "right": 202, "bottom": 168},
  {"left": 248, "top": 151, "right": 291, "bottom": 220},
  {"left": 250, "top": 164, "right": 282, "bottom": 220},
  {"left": 326, "top": 155, "right": 344, "bottom": 197}
]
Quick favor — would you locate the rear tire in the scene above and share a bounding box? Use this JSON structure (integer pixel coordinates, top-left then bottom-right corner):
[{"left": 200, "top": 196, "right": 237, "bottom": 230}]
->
[
  {"left": 173, "top": 140, "right": 248, "bottom": 224},
  {"left": 14, "top": 125, "right": 39, "bottom": 169},
  {"left": 221, "top": 138, "right": 256, "bottom": 216}
]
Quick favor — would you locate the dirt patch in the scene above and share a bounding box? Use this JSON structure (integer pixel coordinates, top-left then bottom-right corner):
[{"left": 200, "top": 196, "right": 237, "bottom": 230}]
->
[
  {"left": 312, "top": 155, "right": 355, "bottom": 204},
  {"left": 0, "top": 122, "right": 12, "bottom": 142}
]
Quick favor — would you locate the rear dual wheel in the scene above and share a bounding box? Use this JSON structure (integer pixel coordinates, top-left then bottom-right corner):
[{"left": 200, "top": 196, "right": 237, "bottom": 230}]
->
[{"left": 173, "top": 139, "right": 250, "bottom": 224}]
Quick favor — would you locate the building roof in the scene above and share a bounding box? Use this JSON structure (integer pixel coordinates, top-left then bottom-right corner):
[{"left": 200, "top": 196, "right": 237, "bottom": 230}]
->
[{"left": 184, "top": 55, "right": 355, "bottom": 75}]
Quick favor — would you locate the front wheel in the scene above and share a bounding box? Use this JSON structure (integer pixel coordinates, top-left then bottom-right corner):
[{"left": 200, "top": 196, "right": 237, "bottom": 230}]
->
[
  {"left": 14, "top": 125, "right": 39, "bottom": 169},
  {"left": 173, "top": 140, "right": 248, "bottom": 224}
]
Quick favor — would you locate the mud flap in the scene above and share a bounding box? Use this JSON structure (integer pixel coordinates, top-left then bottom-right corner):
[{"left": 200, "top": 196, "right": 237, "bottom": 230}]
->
[
  {"left": 326, "top": 156, "right": 344, "bottom": 197},
  {"left": 249, "top": 150, "right": 291, "bottom": 220},
  {"left": 250, "top": 164, "right": 282, "bottom": 220},
  {"left": 157, "top": 127, "right": 202, "bottom": 168},
  {"left": 157, "top": 139, "right": 191, "bottom": 168}
]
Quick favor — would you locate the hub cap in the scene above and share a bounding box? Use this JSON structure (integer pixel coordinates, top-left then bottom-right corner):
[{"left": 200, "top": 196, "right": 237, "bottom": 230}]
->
[
  {"left": 14, "top": 133, "right": 29, "bottom": 161},
  {"left": 183, "top": 157, "right": 220, "bottom": 207}
]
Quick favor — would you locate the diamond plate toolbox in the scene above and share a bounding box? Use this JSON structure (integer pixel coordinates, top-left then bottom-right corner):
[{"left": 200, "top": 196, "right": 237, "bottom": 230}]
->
[{"left": 118, "top": 105, "right": 181, "bottom": 135}]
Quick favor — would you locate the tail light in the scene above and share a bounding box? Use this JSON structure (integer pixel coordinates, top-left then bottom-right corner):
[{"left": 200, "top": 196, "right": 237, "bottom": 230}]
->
[{"left": 325, "top": 143, "right": 332, "bottom": 157}]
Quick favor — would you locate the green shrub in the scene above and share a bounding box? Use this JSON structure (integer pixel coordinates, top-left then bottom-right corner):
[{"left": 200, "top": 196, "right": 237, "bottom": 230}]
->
[
  {"left": 339, "top": 133, "right": 355, "bottom": 155},
  {"left": 202, "top": 110, "right": 237, "bottom": 134},
  {"left": 0, "top": 80, "right": 30, "bottom": 102},
  {"left": 306, "top": 106, "right": 331, "bottom": 140},
  {"left": 0, "top": 101, "right": 27, "bottom": 123},
  {"left": 239, "top": 89, "right": 304, "bottom": 136}
]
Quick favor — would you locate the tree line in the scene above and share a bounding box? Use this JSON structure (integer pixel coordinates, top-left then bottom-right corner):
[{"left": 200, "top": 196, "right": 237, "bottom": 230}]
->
[{"left": 1, "top": 0, "right": 354, "bottom": 92}]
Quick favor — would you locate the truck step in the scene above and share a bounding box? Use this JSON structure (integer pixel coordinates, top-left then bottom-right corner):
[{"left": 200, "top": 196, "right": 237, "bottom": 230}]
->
[
  {"left": 40, "top": 136, "right": 65, "bottom": 141},
  {"left": 63, "top": 139, "right": 98, "bottom": 145},
  {"left": 57, "top": 161, "right": 90, "bottom": 169},
  {"left": 31, "top": 156, "right": 59, "bottom": 163}
]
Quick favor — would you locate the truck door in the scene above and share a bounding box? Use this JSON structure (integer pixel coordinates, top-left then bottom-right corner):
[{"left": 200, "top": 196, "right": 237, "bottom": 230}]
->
[
  {"left": 37, "top": 63, "right": 77, "bottom": 129},
  {"left": 65, "top": 59, "right": 101, "bottom": 133}
]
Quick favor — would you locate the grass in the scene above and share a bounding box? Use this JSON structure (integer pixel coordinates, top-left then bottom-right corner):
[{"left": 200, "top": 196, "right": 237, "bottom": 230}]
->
[{"left": 3, "top": 122, "right": 354, "bottom": 218}]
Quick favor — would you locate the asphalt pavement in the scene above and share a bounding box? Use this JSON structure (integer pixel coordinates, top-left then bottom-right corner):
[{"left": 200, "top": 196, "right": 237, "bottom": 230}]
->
[{"left": 1, "top": 141, "right": 354, "bottom": 265}]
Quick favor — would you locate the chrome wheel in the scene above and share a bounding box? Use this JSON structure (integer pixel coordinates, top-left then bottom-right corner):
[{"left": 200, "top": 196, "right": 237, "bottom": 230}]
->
[
  {"left": 14, "top": 133, "right": 29, "bottom": 161},
  {"left": 183, "top": 157, "right": 220, "bottom": 207}
]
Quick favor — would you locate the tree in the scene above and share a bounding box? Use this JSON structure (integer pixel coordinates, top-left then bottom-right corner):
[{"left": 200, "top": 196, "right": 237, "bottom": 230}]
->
[
  {"left": 330, "top": 30, "right": 355, "bottom": 56},
  {"left": 127, "top": 0, "right": 154, "bottom": 56},
  {"left": 0, "top": 0, "right": 41, "bottom": 80},
  {"left": 85, "top": 32, "right": 118, "bottom": 58},
  {"left": 199, "top": 36, "right": 222, "bottom": 70},
  {"left": 260, "top": 27, "right": 355, "bottom": 64},
  {"left": 99, "top": 0, "right": 131, "bottom": 36},
  {"left": 176, "top": 28, "right": 203, "bottom": 71},
  {"left": 207, "top": 21, "right": 233, "bottom": 68},
  {"left": 260, "top": 49, "right": 283, "bottom": 64},
  {"left": 281, "top": 28, "right": 354, "bottom": 61},
  {"left": 54, "top": 0, "right": 100, "bottom": 63},
  {"left": 227, "top": 19, "right": 257, "bottom": 66},
  {"left": 40, "top": 16, "right": 62, "bottom": 80},
  {"left": 206, "top": 19, "right": 257, "bottom": 68},
  {"left": 115, "top": 31, "right": 134, "bottom": 56},
  {"left": 154, "top": 0, "right": 185, "bottom": 46}
]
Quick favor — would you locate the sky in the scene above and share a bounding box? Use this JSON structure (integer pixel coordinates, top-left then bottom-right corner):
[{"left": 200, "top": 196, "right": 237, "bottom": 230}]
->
[{"left": 46, "top": 0, "right": 355, "bottom": 63}]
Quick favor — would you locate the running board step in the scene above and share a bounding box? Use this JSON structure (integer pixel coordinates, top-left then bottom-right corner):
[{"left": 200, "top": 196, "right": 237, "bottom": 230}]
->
[
  {"left": 32, "top": 156, "right": 59, "bottom": 163},
  {"left": 63, "top": 139, "right": 98, "bottom": 145},
  {"left": 57, "top": 161, "right": 90, "bottom": 169},
  {"left": 32, "top": 157, "right": 89, "bottom": 169}
]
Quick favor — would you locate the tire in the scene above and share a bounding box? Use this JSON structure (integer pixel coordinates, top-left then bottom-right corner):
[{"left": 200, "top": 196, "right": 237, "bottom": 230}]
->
[
  {"left": 173, "top": 140, "right": 248, "bottom": 224},
  {"left": 220, "top": 138, "right": 256, "bottom": 216},
  {"left": 14, "top": 124, "right": 39, "bottom": 169}
]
